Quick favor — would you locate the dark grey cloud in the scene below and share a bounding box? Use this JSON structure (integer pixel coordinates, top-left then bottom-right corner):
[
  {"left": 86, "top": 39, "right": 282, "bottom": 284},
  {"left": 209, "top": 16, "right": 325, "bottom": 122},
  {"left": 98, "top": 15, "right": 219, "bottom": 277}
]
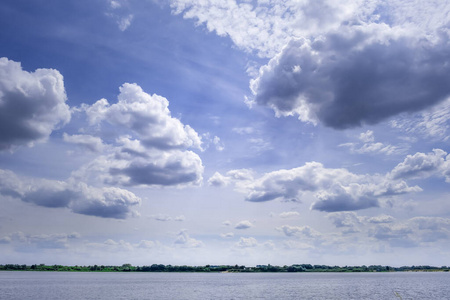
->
[
  {"left": 103, "top": 142, "right": 204, "bottom": 187},
  {"left": 0, "top": 58, "right": 71, "bottom": 150},
  {"left": 70, "top": 187, "right": 139, "bottom": 219},
  {"left": 23, "top": 186, "right": 74, "bottom": 208},
  {"left": 116, "top": 159, "right": 201, "bottom": 186},
  {"left": 311, "top": 194, "right": 379, "bottom": 212},
  {"left": 246, "top": 191, "right": 287, "bottom": 203},
  {"left": 251, "top": 27, "right": 450, "bottom": 129}
]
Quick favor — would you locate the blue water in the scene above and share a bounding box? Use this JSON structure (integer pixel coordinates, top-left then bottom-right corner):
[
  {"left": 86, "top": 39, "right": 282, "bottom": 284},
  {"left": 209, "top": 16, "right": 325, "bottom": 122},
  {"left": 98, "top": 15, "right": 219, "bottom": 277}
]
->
[{"left": 0, "top": 271, "right": 449, "bottom": 299}]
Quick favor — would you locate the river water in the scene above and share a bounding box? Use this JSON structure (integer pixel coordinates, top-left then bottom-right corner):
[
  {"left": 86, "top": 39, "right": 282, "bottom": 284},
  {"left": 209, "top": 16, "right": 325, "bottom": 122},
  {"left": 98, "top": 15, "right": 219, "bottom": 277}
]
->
[{"left": 0, "top": 271, "right": 449, "bottom": 299}]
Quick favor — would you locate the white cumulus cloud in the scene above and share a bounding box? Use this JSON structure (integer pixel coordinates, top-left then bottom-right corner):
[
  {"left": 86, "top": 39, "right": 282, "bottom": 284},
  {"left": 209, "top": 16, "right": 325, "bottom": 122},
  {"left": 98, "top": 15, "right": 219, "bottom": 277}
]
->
[
  {"left": 389, "top": 149, "right": 450, "bottom": 182},
  {"left": 0, "top": 57, "right": 71, "bottom": 151},
  {"left": 86, "top": 83, "right": 202, "bottom": 150},
  {"left": 217, "top": 153, "right": 429, "bottom": 212},
  {"left": 73, "top": 84, "right": 204, "bottom": 188}
]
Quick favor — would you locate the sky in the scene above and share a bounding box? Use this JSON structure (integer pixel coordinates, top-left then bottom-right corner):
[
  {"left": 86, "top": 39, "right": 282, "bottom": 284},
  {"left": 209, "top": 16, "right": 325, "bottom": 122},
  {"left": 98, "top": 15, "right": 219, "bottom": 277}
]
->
[{"left": 0, "top": 0, "right": 449, "bottom": 267}]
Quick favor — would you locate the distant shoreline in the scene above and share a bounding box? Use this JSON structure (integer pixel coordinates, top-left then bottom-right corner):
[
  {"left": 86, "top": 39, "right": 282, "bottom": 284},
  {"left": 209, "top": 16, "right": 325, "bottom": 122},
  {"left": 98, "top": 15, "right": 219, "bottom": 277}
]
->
[{"left": 1, "top": 264, "right": 449, "bottom": 273}]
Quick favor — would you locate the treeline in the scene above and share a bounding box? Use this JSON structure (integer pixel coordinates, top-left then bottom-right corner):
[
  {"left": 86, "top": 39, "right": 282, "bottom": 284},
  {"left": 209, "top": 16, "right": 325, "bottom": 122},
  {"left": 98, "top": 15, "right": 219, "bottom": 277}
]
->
[{"left": 0, "top": 263, "right": 449, "bottom": 273}]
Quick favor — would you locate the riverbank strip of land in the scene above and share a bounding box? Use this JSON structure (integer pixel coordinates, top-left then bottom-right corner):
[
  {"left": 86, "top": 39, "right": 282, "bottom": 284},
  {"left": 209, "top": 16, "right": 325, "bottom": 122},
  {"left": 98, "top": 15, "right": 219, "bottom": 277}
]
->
[{"left": 1, "top": 264, "right": 449, "bottom": 273}]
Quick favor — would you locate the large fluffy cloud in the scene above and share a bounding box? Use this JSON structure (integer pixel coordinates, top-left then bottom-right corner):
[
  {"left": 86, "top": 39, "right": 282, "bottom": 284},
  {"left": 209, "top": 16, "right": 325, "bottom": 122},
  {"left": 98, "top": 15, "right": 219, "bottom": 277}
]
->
[
  {"left": 0, "top": 169, "right": 141, "bottom": 219},
  {"left": 250, "top": 26, "right": 450, "bottom": 128},
  {"left": 0, "top": 57, "right": 71, "bottom": 150},
  {"left": 72, "top": 83, "right": 204, "bottom": 187},
  {"left": 85, "top": 83, "right": 202, "bottom": 150}
]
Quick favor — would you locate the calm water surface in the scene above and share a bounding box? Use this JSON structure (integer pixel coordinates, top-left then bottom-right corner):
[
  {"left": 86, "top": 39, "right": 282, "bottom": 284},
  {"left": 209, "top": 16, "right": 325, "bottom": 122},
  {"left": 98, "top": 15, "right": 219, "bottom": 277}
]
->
[{"left": 0, "top": 271, "right": 449, "bottom": 299}]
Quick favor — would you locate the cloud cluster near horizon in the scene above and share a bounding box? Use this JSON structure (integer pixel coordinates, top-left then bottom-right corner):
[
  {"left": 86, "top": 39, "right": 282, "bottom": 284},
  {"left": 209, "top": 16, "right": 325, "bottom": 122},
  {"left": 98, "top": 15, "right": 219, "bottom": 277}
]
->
[
  {"left": 276, "top": 213, "right": 450, "bottom": 249},
  {"left": 0, "top": 232, "right": 80, "bottom": 250},
  {"left": 325, "top": 212, "right": 450, "bottom": 248}
]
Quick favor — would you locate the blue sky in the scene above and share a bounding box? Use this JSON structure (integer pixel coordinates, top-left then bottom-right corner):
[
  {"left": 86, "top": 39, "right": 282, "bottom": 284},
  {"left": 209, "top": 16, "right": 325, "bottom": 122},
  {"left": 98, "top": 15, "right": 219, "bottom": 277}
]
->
[{"left": 1, "top": 0, "right": 450, "bottom": 267}]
